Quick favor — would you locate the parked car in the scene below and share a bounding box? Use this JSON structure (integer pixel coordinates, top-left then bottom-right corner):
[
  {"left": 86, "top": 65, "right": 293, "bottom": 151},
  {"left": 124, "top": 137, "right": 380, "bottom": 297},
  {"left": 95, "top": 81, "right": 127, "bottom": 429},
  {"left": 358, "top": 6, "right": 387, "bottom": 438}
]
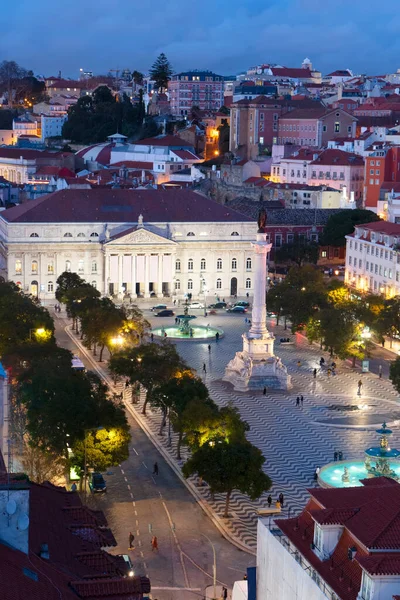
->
[
  {"left": 267, "top": 311, "right": 276, "bottom": 317},
  {"left": 189, "top": 302, "right": 204, "bottom": 309},
  {"left": 155, "top": 309, "right": 174, "bottom": 317},
  {"left": 89, "top": 472, "right": 107, "bottom": 493},
  {"left": 234, "top": 301, "right": 250, "bottom": 308},
  {"left": 227, "top": 306, "right": 247, "bottom": 313},
  {"left": 151, "top": 304, "right": 167, "bottom": 312},
  {"left": 208, "top": 302, "right": 227, "bottom": 309},
  {"left": 116, "top": 554, "right": 134, "bottom": 577}
]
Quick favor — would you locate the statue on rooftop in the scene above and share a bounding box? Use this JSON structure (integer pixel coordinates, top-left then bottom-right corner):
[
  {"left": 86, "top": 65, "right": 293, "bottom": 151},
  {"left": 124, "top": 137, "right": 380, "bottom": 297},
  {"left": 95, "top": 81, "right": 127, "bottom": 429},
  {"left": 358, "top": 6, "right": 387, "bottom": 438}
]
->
[{"left": 257, "top": 208, "right": 267, "bottom": 233}]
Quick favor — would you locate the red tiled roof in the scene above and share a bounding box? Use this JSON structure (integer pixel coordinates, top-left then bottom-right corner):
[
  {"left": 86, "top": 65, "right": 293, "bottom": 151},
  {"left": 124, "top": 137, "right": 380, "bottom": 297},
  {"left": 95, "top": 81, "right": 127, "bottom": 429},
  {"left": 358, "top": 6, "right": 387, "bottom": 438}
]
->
[
  {"left": 1, "top": 188, "right": 253, "bottom": 224},
  {"left": 0, "top": 148, "right": 65, "bottom": 160},
  {"left": 279, "top": 107, "right": 327, "bottom": 120},
  {"left": 351, "top": 220, "right": 400, "bottom": 237},
  {"left": 111, "top": 161, "right": 154, "bottom": 169},
  {"left": 134, "top": 134, "right": 192, "bottom": 147},
  {"left": 358, "top": 555, "right": 400, "bottom": 576},
  {"left": 310, "top": 149, "right": 364, "bottom": 166},
  {"left": 171, "top": 149, "right": 201, "bottom": 161},
  {"left": 271, "top": 67, "right": 312, "bottom": 78}
]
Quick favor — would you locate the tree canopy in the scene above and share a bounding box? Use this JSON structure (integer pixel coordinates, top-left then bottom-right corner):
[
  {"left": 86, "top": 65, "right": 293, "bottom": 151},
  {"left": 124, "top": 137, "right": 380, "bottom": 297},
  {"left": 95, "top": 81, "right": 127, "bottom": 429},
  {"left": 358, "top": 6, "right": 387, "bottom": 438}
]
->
[
  {"left": 321, "top": 209, "right": 381, "bottom": 247},
  {"left": 149, "top": 53, "right": 173, "bottom": 92},
  {"left": 275, "top": 234, "right": 319, "bottom": 267}
]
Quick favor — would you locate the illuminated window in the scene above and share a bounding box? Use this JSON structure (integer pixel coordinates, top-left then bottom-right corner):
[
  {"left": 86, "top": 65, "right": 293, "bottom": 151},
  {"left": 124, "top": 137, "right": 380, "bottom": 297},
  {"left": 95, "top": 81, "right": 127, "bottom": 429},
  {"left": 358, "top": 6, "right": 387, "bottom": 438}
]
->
[
  {"left": 47, "top": 261, "right": 54, "bottom": 274},
  {"left": 15, "top": 259, "right": 22, "bottom": 274},
  {"left": 31, "top": 260, "right": 38, "bottom": 274}
]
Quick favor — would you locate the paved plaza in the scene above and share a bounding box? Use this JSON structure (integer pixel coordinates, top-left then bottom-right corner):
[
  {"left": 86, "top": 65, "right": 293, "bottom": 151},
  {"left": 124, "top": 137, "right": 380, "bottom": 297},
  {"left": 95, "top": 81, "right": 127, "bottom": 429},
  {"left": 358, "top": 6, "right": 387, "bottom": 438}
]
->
[{"left": 141, "top": 305, "right": 400, "bottom": 550}]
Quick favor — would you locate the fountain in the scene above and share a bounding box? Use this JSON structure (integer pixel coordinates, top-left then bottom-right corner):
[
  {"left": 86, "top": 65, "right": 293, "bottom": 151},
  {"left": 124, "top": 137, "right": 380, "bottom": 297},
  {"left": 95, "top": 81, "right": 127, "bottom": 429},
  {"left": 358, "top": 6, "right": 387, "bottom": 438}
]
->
[
  {"left": 151, "top": 299, "right": 223, "bottom": 341},
  {"left": 319, "top": 422, "right": 400, "bottom": 488}
]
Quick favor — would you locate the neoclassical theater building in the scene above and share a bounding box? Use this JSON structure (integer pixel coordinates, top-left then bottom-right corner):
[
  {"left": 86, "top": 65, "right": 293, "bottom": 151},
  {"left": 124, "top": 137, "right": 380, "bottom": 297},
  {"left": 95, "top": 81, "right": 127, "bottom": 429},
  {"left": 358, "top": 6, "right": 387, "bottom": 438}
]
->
[{"left": 0, "top": 188, "right": 256, "bottom": 302}]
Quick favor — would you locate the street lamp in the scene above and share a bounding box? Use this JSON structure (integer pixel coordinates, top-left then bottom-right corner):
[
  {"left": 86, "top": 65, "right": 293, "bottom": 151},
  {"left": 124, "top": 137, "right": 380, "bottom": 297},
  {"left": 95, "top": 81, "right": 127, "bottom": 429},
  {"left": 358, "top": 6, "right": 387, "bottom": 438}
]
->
[
  {"left": 29, "top": 327, "right": 46, "bottom": 340},
  {"left": 110, "top": 335, "right": 125, "bottom": 348}
]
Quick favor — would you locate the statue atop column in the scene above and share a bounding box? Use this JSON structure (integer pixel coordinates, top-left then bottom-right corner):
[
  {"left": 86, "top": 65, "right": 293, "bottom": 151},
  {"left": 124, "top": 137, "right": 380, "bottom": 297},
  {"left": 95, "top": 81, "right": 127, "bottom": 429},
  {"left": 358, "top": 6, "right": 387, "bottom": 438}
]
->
[{"left": 257, "top": 208, "right": 267, "bottom": 233}]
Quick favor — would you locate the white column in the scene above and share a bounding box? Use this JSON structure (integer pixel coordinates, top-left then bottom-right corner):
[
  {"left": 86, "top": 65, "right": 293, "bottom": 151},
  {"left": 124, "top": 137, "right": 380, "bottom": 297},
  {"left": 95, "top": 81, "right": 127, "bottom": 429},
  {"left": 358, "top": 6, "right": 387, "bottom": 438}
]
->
[
  {"left": 157, "top": 254, "right": 163, "bottom": 297},
  {"left": 249, "top": 233, "right": 271, "bottom": 337},
  {"left": 144, "top": 254, "right": 150, "bottom": 298},
  {"left": 104, "top": 252, "right": 109, "bottom": 295},
  {"left": 118, "top": 254, "right": 123, "bottom": 295},
  {"left": 131, "top": 254, "right": 136, "bottom": 297}
]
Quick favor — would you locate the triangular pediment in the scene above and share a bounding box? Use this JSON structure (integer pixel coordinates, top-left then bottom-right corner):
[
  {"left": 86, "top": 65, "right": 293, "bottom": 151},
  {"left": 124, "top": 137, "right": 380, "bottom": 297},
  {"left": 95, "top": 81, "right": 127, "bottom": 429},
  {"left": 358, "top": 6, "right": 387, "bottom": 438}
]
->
[{"left": 105, "top": 227, "right": 177, "bottom": 246}]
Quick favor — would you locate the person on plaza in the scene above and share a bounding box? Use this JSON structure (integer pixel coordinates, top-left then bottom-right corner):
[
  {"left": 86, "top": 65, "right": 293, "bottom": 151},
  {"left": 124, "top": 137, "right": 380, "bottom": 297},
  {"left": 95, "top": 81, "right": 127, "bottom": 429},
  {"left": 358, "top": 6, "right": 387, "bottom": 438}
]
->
[
  {"left": 246, "top": 292, "right": 249, "bottom": 299},
  {"left": 267, "top": 494, "right": 272, "bottom": 507},
  {"left": 320, "top": 357, "right": 325, "bottom": 367},
  {"left": 338, "top": 451, "right": 343, "bottom": 461},
  {"left": 244, "top": 317, "right": 248, "bottom": 324},
  {"left": 208, "top": 344, "right": 211, "bottom": 352},
  {"left": 203, "top": 363, "right": 207, "bottom": 375},
  {"left": 327, "top": 368, "right": 331, "bottom": 377},
  {"left": 153, "top": 462, "right": 159, "bottom": 476},
  {"left": 275, "top": 500, "right": 281, "bottom": 510},
  {"left": 129, "top": 532, "right": 135, "bottom": 549},
  {"left": 313, "top": 368, "right": 317, "bottom": 378},
  {"left": 151, "top": 536, "right": 158, "bottom": 552},
  {"left": 296, "top": 396, "right": 300, "bottom": 407},
  {"left": 263, "top": 386, "right": 267, "bottom": 396},
  {"left": 71, "top": 482, "right": 77, "bottom": 492},
  {"left": 300, "top": 395, "right": 303, "bottom": 406},
  {"left": 379, "top": 365, "right": 382, "bottom": 379},
  {"left": 331, "top": 361, "right": 336, "bottom": 369},
  {"left": 357, "top": 379, "right": 362, "bottom": 395},
  {"left": 279, "top": 492, "right": 284, "bottom": 507},
  {"left": 334, "top": 451, "right": 338, "bottom": 461},
  {"left": 297, "top": 360, "right": 301, "bottom": 368},
  {"left": 216, "top": 331, "right": 220, "bottom": 341},
  {"left": 150, "top": 332, "right": 154, "bottom": 342},
  {"left": 314, "top": 466, "right": 320, "bottom": 481}
]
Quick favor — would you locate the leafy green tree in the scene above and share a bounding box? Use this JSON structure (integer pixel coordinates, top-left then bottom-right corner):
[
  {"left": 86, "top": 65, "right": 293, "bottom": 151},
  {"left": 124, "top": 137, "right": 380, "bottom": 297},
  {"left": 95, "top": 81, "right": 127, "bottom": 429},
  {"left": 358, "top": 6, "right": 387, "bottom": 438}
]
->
[
  {"left": 266, "top": 281, "right": 291, "bottom": 326},
  {"left": 149, "top": 53, "right": 173, "bottom": 92},
  {"left": 109, "top": 342, "right": 187, "bottom": 415},
  {"left": 80, "top": 298, "right": 125, "bottom": 361},
  {"left": 56, "top": 272, "right": 86, "bottom": 303},
  {"left": 183, "top": 441, "right": 272, "bottom": 518},
  {"left": 375, "top": 296, "right": 400, "bottom": 346},
  {"left": 132, "top": 70, "right": 144, "bottom": 86},
  {"left": 321, "top": 209, "right": 380, "bottom": 247},
  {"left": 21, "top": 441, "right": 67, "bottom": 484},
  {"left": 71, "top": 424, "right": 131, "bottom": 473},
  {"left": 390, "top": 357, "right": 400, "bottom": 394},
  {"left": 0, "top": 60, "right": 28, "bottom": 107},
  {"left": 275, "top": 234, "right": 319, "bottom": 267},
  {"left": 180, "top": 398, "right": 220, "bottom": 452},
  {"left": 282, "top": 266, "right": 326, "bottom": 332},
  {"left": 319, "top": 305, "right": 370, "bottom": 365}
]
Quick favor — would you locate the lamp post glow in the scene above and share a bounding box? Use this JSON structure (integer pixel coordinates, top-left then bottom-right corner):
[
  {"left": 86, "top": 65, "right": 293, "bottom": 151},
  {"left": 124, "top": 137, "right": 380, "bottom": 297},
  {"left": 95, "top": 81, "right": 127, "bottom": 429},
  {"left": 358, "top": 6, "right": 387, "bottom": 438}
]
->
[{"left": 29, "top": 327, "right": 46, "bottom": 340}]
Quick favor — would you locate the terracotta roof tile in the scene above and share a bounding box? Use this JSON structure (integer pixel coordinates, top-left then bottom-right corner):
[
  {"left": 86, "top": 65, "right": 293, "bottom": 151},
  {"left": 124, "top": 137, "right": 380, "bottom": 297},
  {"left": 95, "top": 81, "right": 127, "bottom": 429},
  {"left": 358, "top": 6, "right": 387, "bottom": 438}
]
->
[{"left": 310, "top": 149, "right": 364, "bottom": 166}]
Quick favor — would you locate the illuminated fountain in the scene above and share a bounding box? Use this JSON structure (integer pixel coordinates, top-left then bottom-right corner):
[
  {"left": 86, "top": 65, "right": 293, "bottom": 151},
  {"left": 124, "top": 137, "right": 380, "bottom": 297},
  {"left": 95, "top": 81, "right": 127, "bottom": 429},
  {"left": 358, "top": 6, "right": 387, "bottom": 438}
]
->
[
  {"left": 318, "top": 422, "right": 400, "bottom": 488},
  {"left": 152, "top": 300, "right": 223, "bottom": 341}
]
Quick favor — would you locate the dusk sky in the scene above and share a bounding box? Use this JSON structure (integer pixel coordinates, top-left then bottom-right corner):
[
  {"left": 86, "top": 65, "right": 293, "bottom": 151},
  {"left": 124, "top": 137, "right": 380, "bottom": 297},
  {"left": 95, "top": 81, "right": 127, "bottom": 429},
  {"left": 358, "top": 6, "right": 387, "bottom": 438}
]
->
[{"left": 1, "top": 0, "right": 398, "bottom": 77}]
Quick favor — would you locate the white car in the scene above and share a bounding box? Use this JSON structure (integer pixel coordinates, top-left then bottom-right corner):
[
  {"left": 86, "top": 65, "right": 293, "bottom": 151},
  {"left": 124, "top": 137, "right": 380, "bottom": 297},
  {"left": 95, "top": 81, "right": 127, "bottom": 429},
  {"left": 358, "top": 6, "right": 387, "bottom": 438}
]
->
[{"left": 189, "top": 302, "right": 204, "bottom": 309}]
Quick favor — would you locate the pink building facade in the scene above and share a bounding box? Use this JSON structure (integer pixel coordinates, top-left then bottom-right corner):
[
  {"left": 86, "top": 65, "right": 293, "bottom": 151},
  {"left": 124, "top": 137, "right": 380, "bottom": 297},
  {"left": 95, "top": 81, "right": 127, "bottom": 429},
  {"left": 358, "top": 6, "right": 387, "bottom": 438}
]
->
[
  {"left": 168, "top": 71, "right": 224, "bottom": 117},
  {"left": 277, "top": 107, "right": 357, "bottom": 148}
]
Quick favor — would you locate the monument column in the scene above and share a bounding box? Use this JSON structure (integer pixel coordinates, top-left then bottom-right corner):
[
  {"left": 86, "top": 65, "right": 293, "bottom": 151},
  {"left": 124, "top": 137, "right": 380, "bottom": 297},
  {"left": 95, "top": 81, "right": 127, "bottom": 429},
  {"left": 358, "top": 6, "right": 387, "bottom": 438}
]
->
[
  {"left": 248, "top": 234, "right": 270, "bottom": 338},
  {"left": 157, "top": 254, "right": 163, "bottom": 297},
  {"left": 144, "top": 254, "right": 150, "bottom": 298},
  {"left": 131, "top": 254, "right": 136, "bottom": 298}
]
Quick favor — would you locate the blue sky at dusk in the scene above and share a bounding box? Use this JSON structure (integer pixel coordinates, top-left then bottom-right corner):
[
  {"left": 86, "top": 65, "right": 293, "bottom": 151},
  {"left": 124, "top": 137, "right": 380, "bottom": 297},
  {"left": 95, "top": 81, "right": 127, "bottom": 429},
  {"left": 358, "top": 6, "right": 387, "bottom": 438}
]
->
[{"left": 0, "top": 0, "right": 397, "bottom": 77}]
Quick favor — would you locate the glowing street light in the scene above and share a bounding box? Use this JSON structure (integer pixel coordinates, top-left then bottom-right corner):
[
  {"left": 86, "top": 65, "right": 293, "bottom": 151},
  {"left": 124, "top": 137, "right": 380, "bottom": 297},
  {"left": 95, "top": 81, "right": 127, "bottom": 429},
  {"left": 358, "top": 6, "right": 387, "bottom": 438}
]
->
[
  {"left": 29, "top": 327, "right": 47, "bottom": 340},
  {"left": 110, "top": 335, "right": 124, "bottom": 347}
]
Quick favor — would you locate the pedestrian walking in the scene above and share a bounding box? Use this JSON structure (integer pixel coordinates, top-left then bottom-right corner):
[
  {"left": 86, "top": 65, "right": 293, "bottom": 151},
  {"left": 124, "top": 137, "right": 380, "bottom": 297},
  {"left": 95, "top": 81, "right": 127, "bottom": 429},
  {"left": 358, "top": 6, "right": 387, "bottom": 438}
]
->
[
  {"left": 216, "top": 332, "right": 219, "bottom": 341},
  {"left": 320, "top": 357, "right": 325, "bottom": 367},
  {"left": 129, "top": 532, "right": 135, "bottom": 549},
  {"left": 296, "top": 396, "right": 300, "bottom": 407},
  {"left": 71, "top": 482, "right": 77, "bottom": 492},
  {"left": 278, "top": 492, "right": 284, "bottom": 507},
  {"left": 300, "top": 395, "right": 303, "bottom": 406},
  {"left": 203, "top": 363, "right": 207, "bottom": 374},
  {"left": 313, "top": 368, "right": 317, "bottom": 378},
  {"left": 379, "top": 365, "right": 382, "bottom": 379},
  {"left": 267, "top": 494, "right": 272, "bottom": 507},
  {"left": 150, "top": 333, "right": 154, "bottom": 342},
  {"left": 152, "top": 462, "right": 159, "bottom": 476},
  {"left": 208, "top": 344, "right": 211, "bottom": 352},
  {"left": 357, "top": 379, "right": 362, "bottom": 396},
  {"left": 334, "top": 451, "right": 338, "bottom": 462},
  {"left": 263, "top": 386, "right": 267, "bottom": 396},
  {"left": 244, "top": 317, "right": 248, "bottom": 324},
  {"left": 327, "top": 368, "right": 331, "bottom": 377},
  {"left": 151, "top": 535, "right": 158, "bottom": 552},
  {"left": 338, "top": 451, "right": 343, "bottom": 461},
  {"left": 222, "top": 586, "right": 228, "bottom": 600},
  {"left": 297, "top": 360, "right": 301, "bottom": 368}
]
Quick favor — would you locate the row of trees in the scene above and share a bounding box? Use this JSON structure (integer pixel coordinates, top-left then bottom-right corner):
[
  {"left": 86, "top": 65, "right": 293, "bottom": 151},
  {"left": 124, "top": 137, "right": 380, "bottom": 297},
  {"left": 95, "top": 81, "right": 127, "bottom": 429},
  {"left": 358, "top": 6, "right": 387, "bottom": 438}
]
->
[
  {"left": 109, "top": 347, "right": 272, "bottom": 517},
  {"left": 267, "top": 265, "right": 400, "bottom": 366},
  {"left": 0, "top": 60, "right": 46, "bottom": 107},
  {"left": 0, "top": 280, "right": 131, "bottom": 484}
]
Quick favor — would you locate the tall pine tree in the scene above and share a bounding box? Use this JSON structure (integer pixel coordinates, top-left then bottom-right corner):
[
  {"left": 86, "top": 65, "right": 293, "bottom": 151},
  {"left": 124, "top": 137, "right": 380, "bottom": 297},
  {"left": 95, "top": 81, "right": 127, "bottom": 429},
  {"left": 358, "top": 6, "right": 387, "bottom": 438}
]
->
[{"left": 149, "top": 53, "right": 173, "bottom": 92}]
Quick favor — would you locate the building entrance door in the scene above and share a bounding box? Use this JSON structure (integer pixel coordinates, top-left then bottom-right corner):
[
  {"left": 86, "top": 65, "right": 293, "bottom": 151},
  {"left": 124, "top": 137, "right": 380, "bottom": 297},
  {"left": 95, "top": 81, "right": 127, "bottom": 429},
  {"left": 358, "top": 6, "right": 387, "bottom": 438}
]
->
[
  {"left": 230, "top": 277, "right": 237, "bottom": 296},
  {"left": 31, "top": 280, "right": 38, "bottom": 296}
]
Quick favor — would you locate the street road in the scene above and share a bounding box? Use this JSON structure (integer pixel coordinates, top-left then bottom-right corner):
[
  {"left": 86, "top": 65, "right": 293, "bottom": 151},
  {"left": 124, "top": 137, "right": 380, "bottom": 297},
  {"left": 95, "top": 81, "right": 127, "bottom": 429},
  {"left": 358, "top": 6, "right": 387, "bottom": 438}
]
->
[{"left": 54, "top": 313, "right": 255, "bottom": 600}]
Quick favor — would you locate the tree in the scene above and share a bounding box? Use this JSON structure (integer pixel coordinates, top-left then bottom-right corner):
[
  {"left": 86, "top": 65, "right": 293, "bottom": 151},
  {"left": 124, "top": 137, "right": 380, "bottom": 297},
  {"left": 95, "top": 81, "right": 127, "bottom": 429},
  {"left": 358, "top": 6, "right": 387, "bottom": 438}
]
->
[
  {"left": 109, "top": 342, "right": 187, "bottom": 415},
  {"left": 149, "top": 53, "right": 173, "bottom": 92},
  {"left": 80, "top": 298, "right": 126, "bottom": 361},
  {"left": 183, "top": 441, "right": 272, "bottom": 518},
  {"left": 280, "top": 266, "right": 326, "bottom": 332},
  {"left": 55, "top": 272, "right": 86, "bottom": 303},
  {"left": 0, "top": 60, "right": 28, "bottom": 107},
  {"left": 266, "top": 280, "right": 291, "bottom": 326},
  {"left": 321, "top": 209, "right": 380, "bottom": 247},
  {"left": 132, "top": 70, "right": 144, "bottom": 87},
  {"left": 218, "top": 122, "right": 230, "bottom": 156},
  {"left": 21, "top": 441, "right": 66, "bottom": 484},
  {"left": 390, "top": 357, "right": 400, "bottom": 394},
  {"left": 70, "top": 424, "right": 131, "bottom": 473},
  {"left": 275, "top": 235, "right": 319, "bottom": 267},
  {"left": 375, "top": 296, "right": 400, "bottom": 347}
]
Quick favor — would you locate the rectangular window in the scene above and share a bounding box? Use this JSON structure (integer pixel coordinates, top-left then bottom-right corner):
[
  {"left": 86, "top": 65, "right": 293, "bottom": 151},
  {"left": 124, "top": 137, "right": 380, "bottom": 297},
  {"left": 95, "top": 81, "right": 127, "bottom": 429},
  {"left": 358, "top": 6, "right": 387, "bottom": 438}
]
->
[
  {"left": 321, "top": 251, "right": 327, "bottom": 258},
  {"left": 349, "top": 256, "right": 352, "bottom": 266},
  {"left": 375, "top": 264, "right": 378, "bottom": 274},
  {"left": 360, "top": 573, "right": 373, "bottom": 600},
  {"left": 275, "top": 234, "right": 282, "bottom": 248},
  {"left": 355, "top": 242, "right": 358, "bottom": 251},
  {"left": 314, "top": 525, "right": 323, "bottom": 550},
  {"left": 375, "top": 179, "right": 380, "bottom": 185},
  {"left": 389, "top": 269, "right": 393, "bottom": 279},
  {"left": 366, "top": 261, "right": 369, "bottom": 270},
  {"left": 334, "top": 122, "right": 340, "bottom": 133},
  {"left": 370, "top": 179, "right": 374, "bottom": 185},
  {"left": 47, "top": 262, "right": 54, "bottom": 274},
  {"left": 359, "top": 259, "right": 362, "bottom": 268}
]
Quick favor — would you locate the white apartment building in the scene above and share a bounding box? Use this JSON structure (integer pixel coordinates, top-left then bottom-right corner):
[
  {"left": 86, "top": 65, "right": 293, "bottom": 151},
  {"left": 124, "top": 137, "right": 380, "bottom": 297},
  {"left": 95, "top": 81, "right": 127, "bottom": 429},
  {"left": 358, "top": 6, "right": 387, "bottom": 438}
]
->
[{"left": 345, "top": 220, "right": 400, "bottom": 297}]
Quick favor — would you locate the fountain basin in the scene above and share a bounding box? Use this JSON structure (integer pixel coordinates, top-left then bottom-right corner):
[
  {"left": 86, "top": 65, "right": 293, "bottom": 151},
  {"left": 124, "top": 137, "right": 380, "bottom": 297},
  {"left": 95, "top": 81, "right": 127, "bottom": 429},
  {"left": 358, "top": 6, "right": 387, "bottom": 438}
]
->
[
  {"left": 152, "top": 325, "right": 224, "bottom": 341},
  {"left": 318, "top": 459, "right": 400, "bottom": 488}
]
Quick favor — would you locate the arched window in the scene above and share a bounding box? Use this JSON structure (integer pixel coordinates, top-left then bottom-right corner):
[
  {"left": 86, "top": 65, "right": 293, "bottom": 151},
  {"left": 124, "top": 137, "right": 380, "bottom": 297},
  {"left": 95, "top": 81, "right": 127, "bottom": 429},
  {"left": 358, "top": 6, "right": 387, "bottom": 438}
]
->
[
  {"left": 47, "top": 281, "right": 54, "bottom": 293},
  {"left": 231, "top": 258, "right": 237, "bottom": 270},
  {"left": 246, "top": 278, "right": 251, "bottom": 289},
  {"left": 91, "top": 281, "right": 97, "bottom": 289},
  {"left": 217, "top": 258, "right": 222, "bottom": 270},
  {"left": 78, "top": 260, "right": 84, "bottom": 273},
  {"left": 65, "top": 260, "right": 71, "bottom": 272},
  {"left": 188, "top": 279, "right": 193, "bottom": 290},
  {"left": 64, "top": 233, "right": 73, "bottom": 238},
  {"left": 175, "top": 259, "right": 181, "bottom": 272},
  {"left": 175, "top": 279, "right": 181, "bottom": 290},
  {"left": 187, "top": 232, "right": 195, "bottom": 237},
  {"left": 31, "top": 260, "right": 38, "bottom": 274},
  {"left": 77, "top": 232, "right": 86, "bottom": 238},
  {"left": 47, "top": 261, "right": 54, "bottom": 274},
  {"left": 216, "top": 278, "right": 222, "bottom": 289},
  {"left": 188, "top": 258, "right": 193, "bottom": 271},
  {"left": 246, "top": 257, "right": 252, "bottom": 270},
  {"left": 15, "top": 259, "right": 22, "bottom": 274},
  {"left": 90, "top": 232, "right": 99, "bottom": 238},
  {"left": 200, "top": 258, "right": 206, "bottom": 271},
  {"left": 91, "top": 260, "right": 97, "bottom": 273},
  {"left": 231, "top": 231, "right": 239, "bottom": 236},
  {"left": 30, "top": 233, "right": 39, "bottom": 238}
]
